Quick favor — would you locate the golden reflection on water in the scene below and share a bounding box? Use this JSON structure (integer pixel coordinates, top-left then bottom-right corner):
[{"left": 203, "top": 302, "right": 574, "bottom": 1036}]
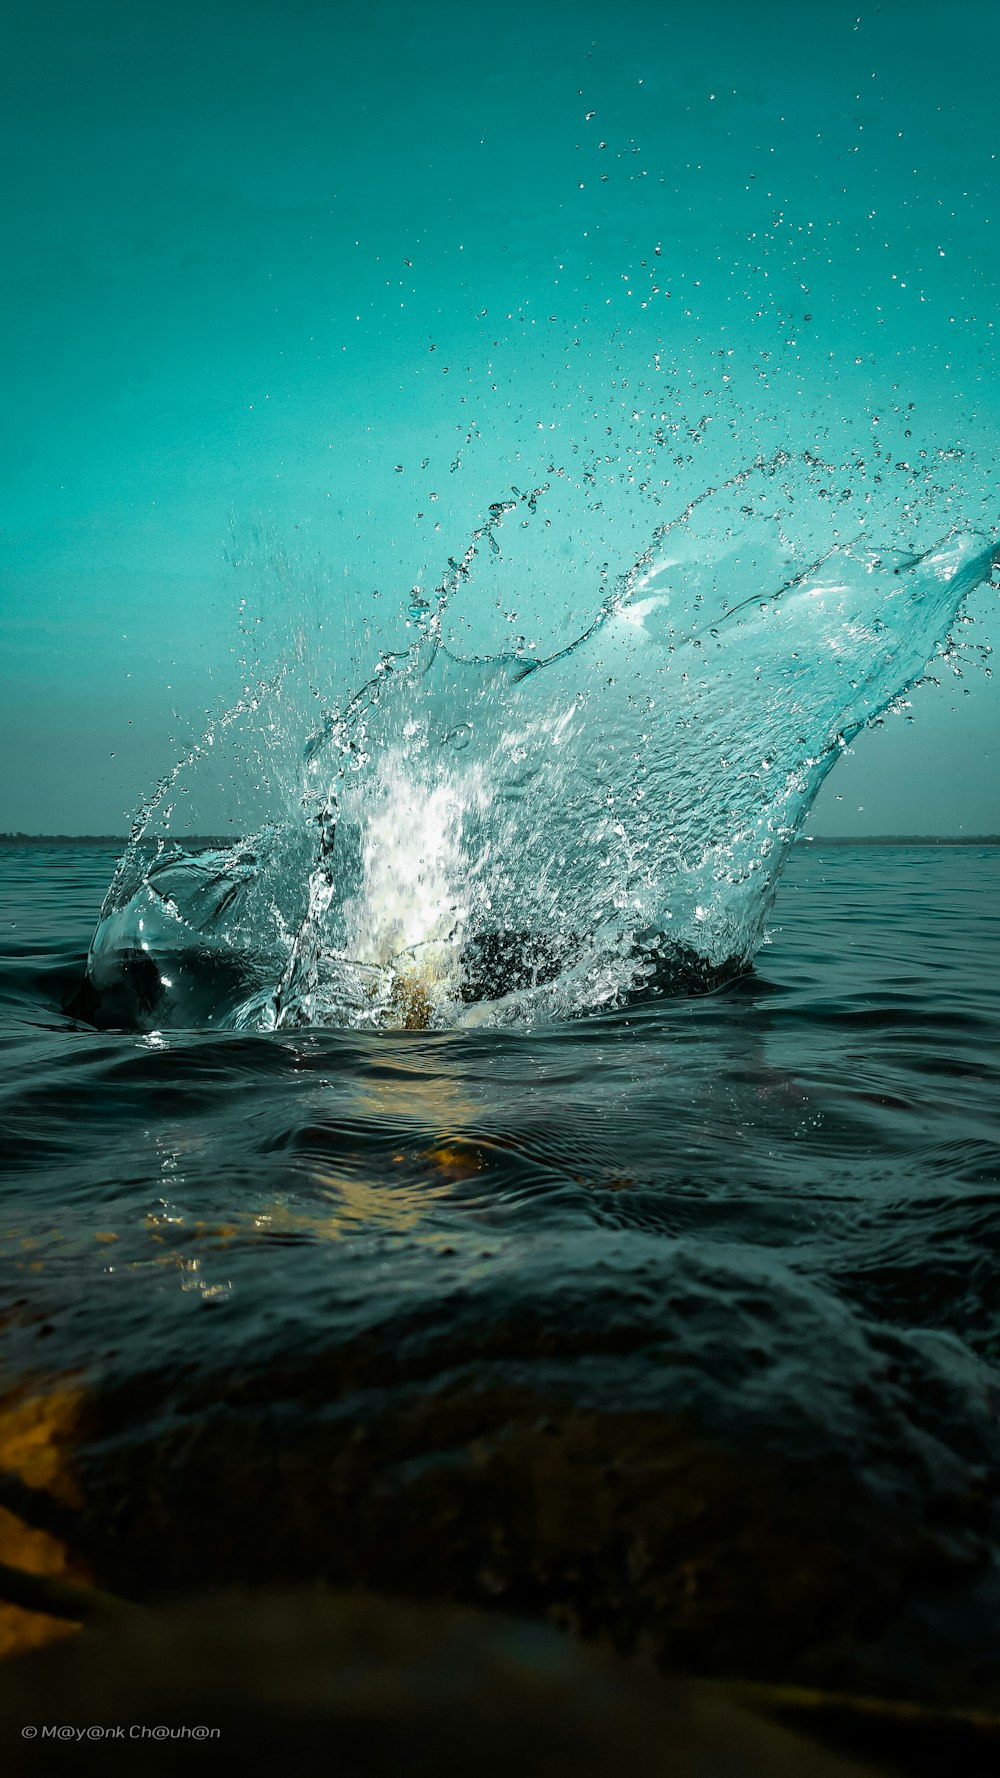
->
[
  {"left": 350, "top": 1050, "right": 484, "bottom": 1132},
  {"left": 0, "top": 1052, "right": 500, "bottom": 1304},
  {"left": 310, "top": 1170, "right": 456, "bottom": 1235},
  {"left": 0, "top": 1384, "right": 89, "bottom": 1657}
]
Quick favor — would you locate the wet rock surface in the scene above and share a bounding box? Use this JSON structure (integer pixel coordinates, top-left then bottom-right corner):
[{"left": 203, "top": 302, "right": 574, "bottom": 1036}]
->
[{"left": 1, "top": 1359, "right": 998, "bottom": 1715}]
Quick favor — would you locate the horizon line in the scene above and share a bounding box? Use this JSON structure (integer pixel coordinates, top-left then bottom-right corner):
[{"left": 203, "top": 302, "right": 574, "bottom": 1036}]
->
[{"left": 2, "top": 831, "right": 999, "bottom": 848}]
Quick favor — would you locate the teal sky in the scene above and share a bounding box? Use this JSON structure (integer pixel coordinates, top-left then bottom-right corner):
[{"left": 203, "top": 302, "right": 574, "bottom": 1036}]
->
[{"left": 1, "top": 0, "right": 997, "bottom": 835}]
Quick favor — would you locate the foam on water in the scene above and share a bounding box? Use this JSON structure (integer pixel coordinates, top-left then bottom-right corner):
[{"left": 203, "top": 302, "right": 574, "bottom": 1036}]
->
[{"left": 76, "top": 450, "right": 998, "bottom": 1032}]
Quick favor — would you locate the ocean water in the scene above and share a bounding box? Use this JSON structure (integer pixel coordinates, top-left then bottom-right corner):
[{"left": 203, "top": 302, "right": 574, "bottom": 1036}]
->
[{"left": 2, "top": 838, "right": 999, "bottom": 1699}]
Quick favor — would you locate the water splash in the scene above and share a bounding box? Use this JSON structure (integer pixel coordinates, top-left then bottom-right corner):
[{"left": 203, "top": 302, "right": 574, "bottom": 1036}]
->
[{"left": 74, "top": 450, "right": 998, "bottom": 1032}]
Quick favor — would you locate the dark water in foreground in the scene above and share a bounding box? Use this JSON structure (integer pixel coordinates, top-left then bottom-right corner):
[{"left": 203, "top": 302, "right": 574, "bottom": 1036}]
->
[{"left": 1, "top": 843, "right": 999, "bottom": 1702}]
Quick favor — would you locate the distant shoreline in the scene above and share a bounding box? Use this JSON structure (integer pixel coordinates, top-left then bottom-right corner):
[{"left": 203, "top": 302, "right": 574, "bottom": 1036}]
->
[
  {"left": 800, "top": 836, "right": 1000, "bottom": 847},
  {"left": 1, "top": 833, "right": 999, "bottom": 849},
  {"left": 0, "top": 834, "right": 238, "bottom": 847}
]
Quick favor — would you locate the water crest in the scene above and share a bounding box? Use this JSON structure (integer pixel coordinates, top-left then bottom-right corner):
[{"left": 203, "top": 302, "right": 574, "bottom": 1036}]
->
[{"left": 74, "top": 451, "right": 998, "bottom": 1032}]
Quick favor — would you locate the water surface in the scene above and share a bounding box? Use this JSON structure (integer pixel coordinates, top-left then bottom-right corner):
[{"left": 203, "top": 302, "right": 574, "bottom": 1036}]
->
[{"left": 1, "top": 841, "right": 998, "bottom": 1699}]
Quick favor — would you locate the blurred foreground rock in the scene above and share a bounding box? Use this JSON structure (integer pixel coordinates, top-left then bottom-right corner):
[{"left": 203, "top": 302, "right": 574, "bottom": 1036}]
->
[
  {"left": 0, "top": 1369, "right": 997, "bottom": 1774},
  {"left": 0, "top": 1588, "right": 890, "bottom": 1777}
]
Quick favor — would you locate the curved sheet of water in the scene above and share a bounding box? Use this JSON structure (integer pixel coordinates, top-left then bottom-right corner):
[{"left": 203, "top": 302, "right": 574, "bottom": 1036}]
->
[{"left": 76, "top": 453, "right": 998, "bottom": 1032}]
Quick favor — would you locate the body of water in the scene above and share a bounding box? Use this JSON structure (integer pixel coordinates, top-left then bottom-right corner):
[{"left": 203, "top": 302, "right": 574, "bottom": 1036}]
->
[{"left": 1, "top": 839, "right": 998, "bottom": 1704}]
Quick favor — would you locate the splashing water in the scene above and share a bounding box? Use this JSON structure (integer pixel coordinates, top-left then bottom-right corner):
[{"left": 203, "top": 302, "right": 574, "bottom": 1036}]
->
[{"left": 74, "top": 451, "right": 998, "bottom": 1032}]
